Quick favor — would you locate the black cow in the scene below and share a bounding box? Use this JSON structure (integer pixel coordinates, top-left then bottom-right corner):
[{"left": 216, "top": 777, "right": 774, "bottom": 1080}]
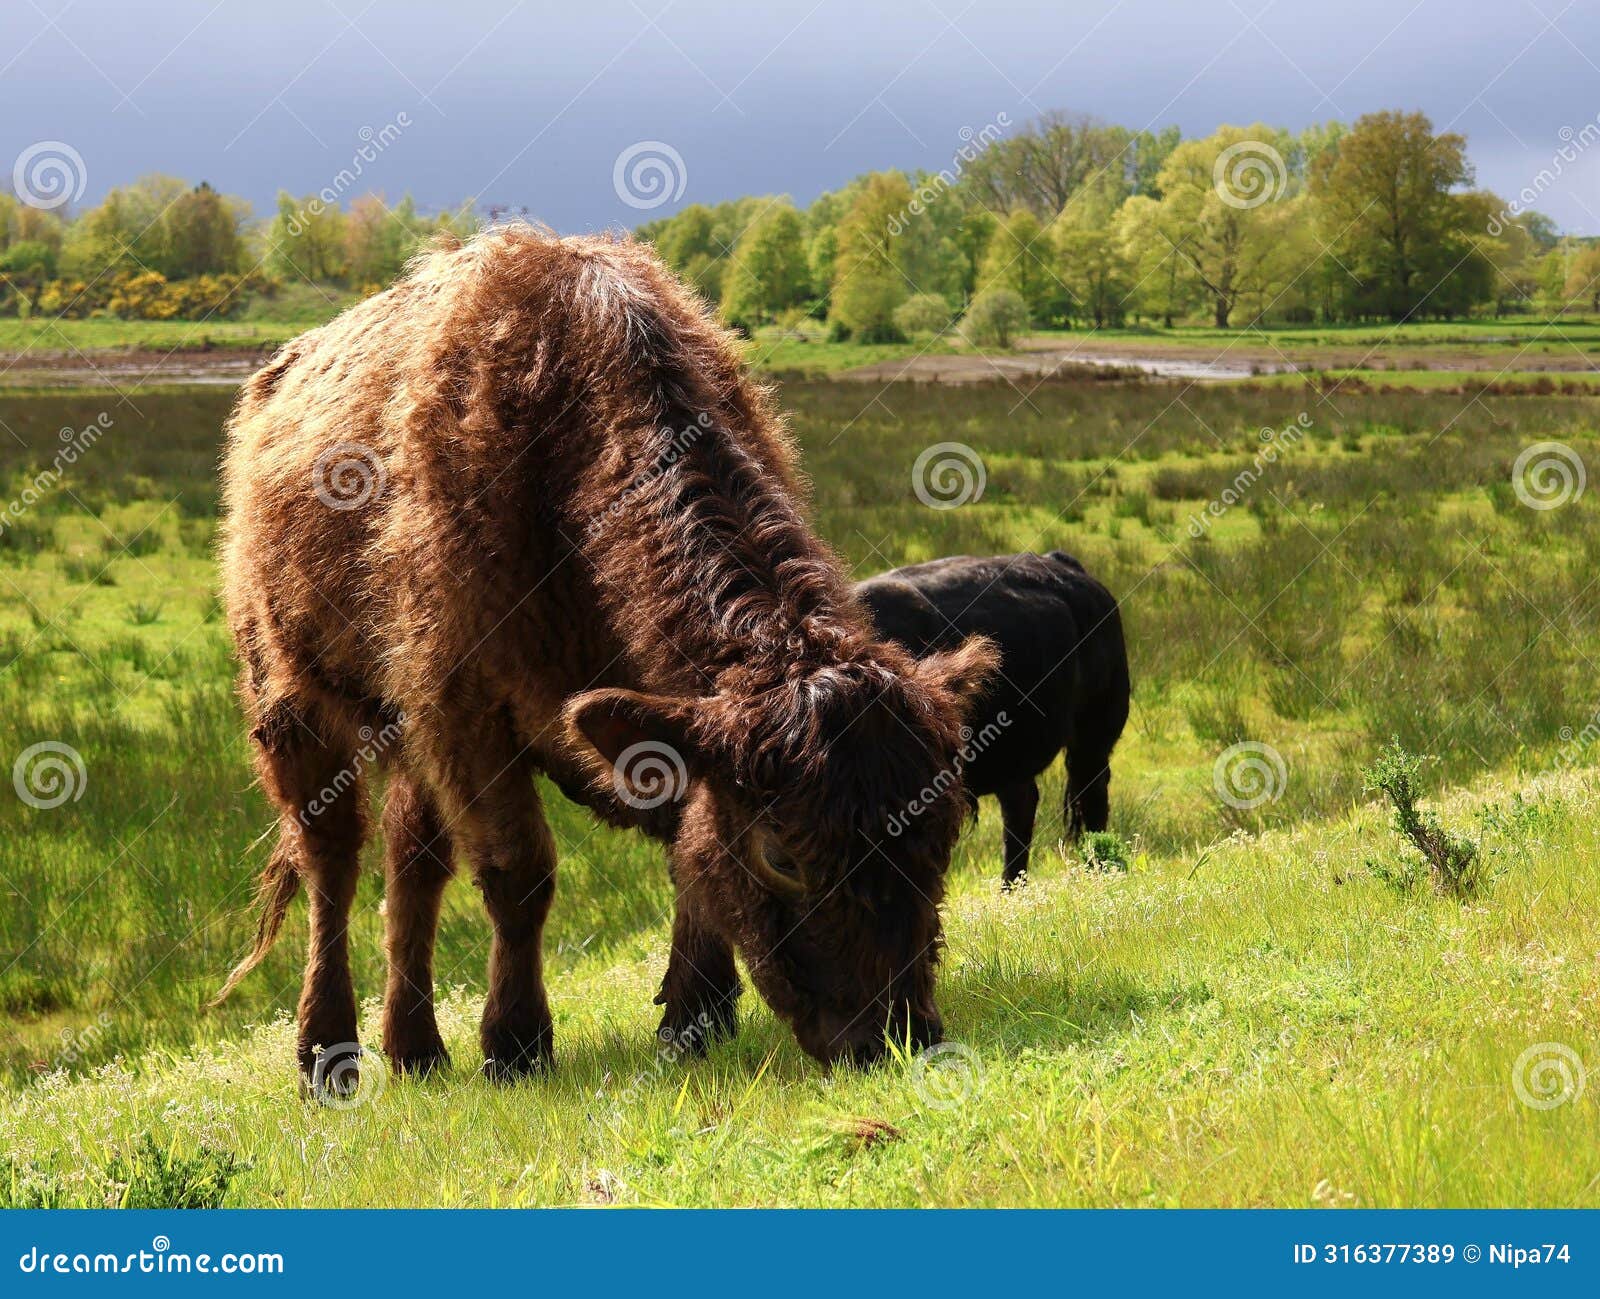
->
[{"left": 857, "top": 551, "right": 1130, "bottom": 887}]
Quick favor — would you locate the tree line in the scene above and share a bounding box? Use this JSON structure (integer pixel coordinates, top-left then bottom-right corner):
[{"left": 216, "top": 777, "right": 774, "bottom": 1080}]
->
[
  {"left": 642, "top": 110, "right": 1594, "bottom": 342},
  {"left": 2, "top": 108, "right": 1595, "bottom": 336},
  {"left": 0, "top": 178, "right": 475, "bottom": 321}
]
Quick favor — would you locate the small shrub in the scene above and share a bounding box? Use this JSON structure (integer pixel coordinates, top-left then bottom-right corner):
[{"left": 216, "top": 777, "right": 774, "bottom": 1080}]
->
[
  {"left": 1081, "top": 830, "right": 1130, "bottom": 872},
  {"left": 126, "top": 599, "right": 164, "bottom": 626},
  {"left": 892, "top": 293, "right": 952, "bottom": 339},
  {"left": 1361, "top": 739, "right": 1485, "bottom": 898},
  {"left": 960, "top": 290, "right": 1030, "bottom": 349}
]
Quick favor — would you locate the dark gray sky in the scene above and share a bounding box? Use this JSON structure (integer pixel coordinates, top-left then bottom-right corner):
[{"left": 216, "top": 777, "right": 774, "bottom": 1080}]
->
[{"left": 5, "top": 0, "right": 1600, "bottom": 232}]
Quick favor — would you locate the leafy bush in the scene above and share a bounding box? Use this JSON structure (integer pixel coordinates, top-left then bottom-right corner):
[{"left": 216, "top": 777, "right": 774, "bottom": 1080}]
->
[
  {"left": 960, "top": 289, "right": 1030, "bottom": 349},
  {"left": 107, "top": 1135, "right": 242, "bottom": 1209},
  {"left": 1082, "top": 830, "right": 1130, "bottom": 872},
  {"left": 892, "top": 293, "right": 952, "bottom": 339}
]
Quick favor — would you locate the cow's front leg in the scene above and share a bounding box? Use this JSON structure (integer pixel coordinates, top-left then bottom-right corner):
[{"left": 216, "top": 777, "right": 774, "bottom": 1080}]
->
[{"left": 654, "top": 899, "right": 740, "bottom": 1055}]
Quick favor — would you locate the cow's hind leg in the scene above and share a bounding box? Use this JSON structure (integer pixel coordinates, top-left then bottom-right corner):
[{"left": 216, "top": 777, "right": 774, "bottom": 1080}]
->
[
  {"left": 655, "top": 898, "right": 740, "bottom": 1054},
  {"left": 251, "top": 701, "right": 370, "bottom": 1092},
  {"left": 996, "top": 780, "right": 1039, "bottom": 890},
  {"left": 381, "top": 774, "right": 455, "bottom": 1075},
  {"left": 1065, "top": 741, "right": 1114, "bottom": 837}
]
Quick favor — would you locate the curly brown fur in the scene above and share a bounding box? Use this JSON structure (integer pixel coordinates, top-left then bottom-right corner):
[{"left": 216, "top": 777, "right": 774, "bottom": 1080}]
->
[{"left": 218, "top": 226, "right": 995, "bottom": 1081}]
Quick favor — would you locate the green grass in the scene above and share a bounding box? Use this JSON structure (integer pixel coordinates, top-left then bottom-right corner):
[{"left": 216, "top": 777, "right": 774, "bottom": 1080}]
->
[
  {"left": 2, "top": 377, "right": 1598, "bottom": 1206},
  {"left": 0, "top": 318, "right": 309, "bottom": 354}
]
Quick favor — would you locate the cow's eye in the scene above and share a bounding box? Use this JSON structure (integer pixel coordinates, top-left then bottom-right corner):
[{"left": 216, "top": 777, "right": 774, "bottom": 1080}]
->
[{"left": 753, "top": 838, "right": 807, "bottom": 896}]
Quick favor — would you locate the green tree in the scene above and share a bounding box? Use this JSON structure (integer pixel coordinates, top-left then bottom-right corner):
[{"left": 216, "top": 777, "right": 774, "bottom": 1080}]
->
[
  {"left": 1115, "top": 194, "right": 1193, "bottom": 327},
  {"left": 977, "top": 209, "right": 1055, "bottom": 324},
  {"left": 830, "top": 172, "right": 915, "bottom": 341},
  {"left": 1125, "top": 125, "right": 1305, "bottom": 327},
  {"left": 0, "top": 240, "right": 58, "bottom": 314},
  {"left": 157, "top": 182, "right": 246, "bottom": 278},
  {"left": 1310, "top": 110, "right": 1476, "bottom": 320},
  {"left": 265, "top": 191, "right": 350, "bottom": 283},
  {"left": 1053, "top": 184, "right": 1132, "bottom": 328},
  {"left": 963, "top": 111, "right": 1134, "bottom": 219},
  {"left": 720, "top": 202, "right": 810, "bottom": 328}
]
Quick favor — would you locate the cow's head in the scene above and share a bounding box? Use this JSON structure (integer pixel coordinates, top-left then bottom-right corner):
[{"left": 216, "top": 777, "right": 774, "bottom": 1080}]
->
[{"left": 564, "top": 636, "right": 995, "bottom": 1065}]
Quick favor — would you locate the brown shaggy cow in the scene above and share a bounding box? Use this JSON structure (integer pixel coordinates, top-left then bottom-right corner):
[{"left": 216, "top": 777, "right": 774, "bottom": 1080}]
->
[{"left": 215, "top": 225, "right": 995, "bottom": 1087}]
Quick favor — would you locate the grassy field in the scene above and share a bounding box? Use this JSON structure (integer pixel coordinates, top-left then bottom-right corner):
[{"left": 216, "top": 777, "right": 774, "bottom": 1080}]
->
[{"left": 1, "top": 375, "right": 1598, "bottom": 1206}]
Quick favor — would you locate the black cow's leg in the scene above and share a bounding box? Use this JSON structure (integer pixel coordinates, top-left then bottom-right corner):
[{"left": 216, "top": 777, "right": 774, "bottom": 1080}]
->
[
  {"left": 996, "top": 779, "right": 1039, "bottom": 890},
  {"left": 655, "top": 894, "right": 740, "bottom": 1054},
  {"left": 1066, "top": 743, "right": 1114, "bottom": 836}
]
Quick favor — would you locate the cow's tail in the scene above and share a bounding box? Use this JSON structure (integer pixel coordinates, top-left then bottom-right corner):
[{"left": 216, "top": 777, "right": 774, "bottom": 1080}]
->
[{"left": 210, "top": 837, "right": 300, "bottom": 1007}]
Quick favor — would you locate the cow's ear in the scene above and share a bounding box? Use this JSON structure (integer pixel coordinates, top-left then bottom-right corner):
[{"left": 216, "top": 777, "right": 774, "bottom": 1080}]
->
[
  {"left": 563, "top": 689, "right": 705, "bottom": 802},
  {"left": 915, "top": 635, "right": 1000, "bottom": 721}
]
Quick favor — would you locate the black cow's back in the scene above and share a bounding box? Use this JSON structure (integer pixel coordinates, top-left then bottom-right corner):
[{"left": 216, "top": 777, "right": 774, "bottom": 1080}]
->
[{"left": 856, "top": 552, "right": 1128, "bottom": 800}]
